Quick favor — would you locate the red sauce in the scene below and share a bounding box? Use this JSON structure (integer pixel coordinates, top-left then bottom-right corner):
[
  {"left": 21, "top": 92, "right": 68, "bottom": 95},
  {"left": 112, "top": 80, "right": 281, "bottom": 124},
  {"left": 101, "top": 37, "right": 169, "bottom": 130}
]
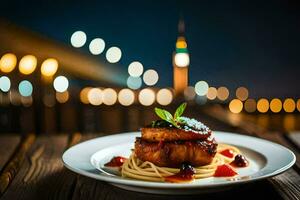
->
[
  {"left": 104, "top": 156, "right": 127, "bottom": 167},
  {"left": 220, "top": 149, "right": 234, "bottom": 158},
  {"left": 165, "top": 163, "right": 195, "bottom": 183},
  {"left": 231, "top": 154, "right": 249, "bottom": 167},
  {"left": 214, "top": 164, "right": 237, "bottom": 177}
]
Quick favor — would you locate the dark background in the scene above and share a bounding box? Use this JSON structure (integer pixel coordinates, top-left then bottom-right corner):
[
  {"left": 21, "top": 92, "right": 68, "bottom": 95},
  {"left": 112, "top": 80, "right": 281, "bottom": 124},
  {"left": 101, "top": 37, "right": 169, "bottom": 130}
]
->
[{"left": 1, "top": 0, "right": 300, "bottom": 98}]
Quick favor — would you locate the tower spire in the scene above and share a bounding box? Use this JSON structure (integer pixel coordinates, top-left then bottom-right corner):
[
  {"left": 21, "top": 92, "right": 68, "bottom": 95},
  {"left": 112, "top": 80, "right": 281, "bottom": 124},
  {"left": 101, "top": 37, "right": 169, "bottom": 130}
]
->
[
  {"left": 178, "top": 16, "right": 185, "bottom": 36},
  {"left": 173, "top": 16, "right": 190, "bottom": 96}
]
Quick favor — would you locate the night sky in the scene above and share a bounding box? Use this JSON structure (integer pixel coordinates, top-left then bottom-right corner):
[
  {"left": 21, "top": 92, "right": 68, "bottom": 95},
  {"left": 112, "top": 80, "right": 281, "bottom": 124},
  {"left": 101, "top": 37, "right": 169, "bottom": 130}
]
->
[{"left": 1, "top": 0, "right": 300, "bottom": 98}]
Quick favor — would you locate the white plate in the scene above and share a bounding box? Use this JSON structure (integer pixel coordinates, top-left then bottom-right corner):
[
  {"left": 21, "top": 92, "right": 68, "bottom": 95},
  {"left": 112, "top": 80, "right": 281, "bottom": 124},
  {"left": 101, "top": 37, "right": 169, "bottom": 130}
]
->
[{"left": 62, "top": 131, "right": 296, "bottom": 194}]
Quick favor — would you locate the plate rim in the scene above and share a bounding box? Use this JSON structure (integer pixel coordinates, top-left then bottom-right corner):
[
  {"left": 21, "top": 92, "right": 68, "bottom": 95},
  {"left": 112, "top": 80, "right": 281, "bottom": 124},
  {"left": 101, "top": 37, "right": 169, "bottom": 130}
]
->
[{"left": 62, "top": 131, "right": 296, "bottom": 189}]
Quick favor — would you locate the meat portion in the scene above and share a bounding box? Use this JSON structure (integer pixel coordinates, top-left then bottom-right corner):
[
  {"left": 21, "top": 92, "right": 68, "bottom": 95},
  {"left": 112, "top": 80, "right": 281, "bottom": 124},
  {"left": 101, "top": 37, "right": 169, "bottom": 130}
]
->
[
  {"left": 141, "top": 127, "right": 211, "bottom": 142},
  {"left": 134, "top": 137, "right": 217, "bottom": 167}
]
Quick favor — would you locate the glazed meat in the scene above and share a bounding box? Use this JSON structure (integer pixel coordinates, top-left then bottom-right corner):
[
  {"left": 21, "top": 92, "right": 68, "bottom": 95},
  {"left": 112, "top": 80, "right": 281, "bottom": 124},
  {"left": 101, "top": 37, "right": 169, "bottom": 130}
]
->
[
  {"left": 141, "top": 127, "right": 211, "bottom": 142},
  {"left": 134, "top": 137, "right": 217, "bottom": 167}
]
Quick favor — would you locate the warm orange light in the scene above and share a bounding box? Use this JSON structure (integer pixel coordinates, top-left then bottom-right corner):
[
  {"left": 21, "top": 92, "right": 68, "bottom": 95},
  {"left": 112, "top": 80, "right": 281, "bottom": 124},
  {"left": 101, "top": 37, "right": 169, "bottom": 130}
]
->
[
  {"left": 19, "top": 55, "right": 37, "bottom": 75},
  {"left": 217, "top": 87, "right": 229, "bottom": 101},
  {"left": 283, "top": 98, "right": 295, "bottom": 113},
  {"left": 206, "top": 87, "right": 217, "bottom": 100},
  {"left": 80, "top": 87, "right": 92, "bottom": 104},
  {"left": 0, "top": 53, "right": 17, "bottom": 73},
  {"left": 229, "top": 99, "right": 243, "bottom": 114},
  {"left": 297, "top": 99, "right": 300, "bottom": 112},
  {"left": 139, "top": 88, "right": 155, "bottom": 106},
  {"left": 244, "top": 99, "right": 256, "bottom": 113},
  {"left": 41, "top": 58, "right": 58, "bottom": 77},
  {"left": 102, "top": 88, "right": 117, "bottom": 105},
  {"left": 283, "top": 114, "right": 295, "bottom": 131},
  {"left": 176, "top": 37, "right": 187, "bottom": 49},
  {"left": 118, "top": 89, "right": 135, "bottom": 106},
  {"left": 56, "top": 91, "right": 69, "bottom": 103},
  {"left": 270, "top": 98, "right": 282, "bottom": 113},
  {"left": 236, "top": 87, "right": 249, "bottom": 101},
  {"left": 156, "top": 88, "right": 173, "bottom": 105},
  {"left": 257, "top": 98, "right": 269, "bottom": 113},
  {"left": 88, "top": 88, "right": 103, "bottom": 106}
]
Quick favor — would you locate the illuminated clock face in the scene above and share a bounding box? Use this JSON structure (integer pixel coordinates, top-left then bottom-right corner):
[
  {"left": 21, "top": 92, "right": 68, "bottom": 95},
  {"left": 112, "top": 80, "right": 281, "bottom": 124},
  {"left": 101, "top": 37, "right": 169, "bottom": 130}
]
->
[{"left": 174, "top": 53, "right": 190, "bottom": 67}]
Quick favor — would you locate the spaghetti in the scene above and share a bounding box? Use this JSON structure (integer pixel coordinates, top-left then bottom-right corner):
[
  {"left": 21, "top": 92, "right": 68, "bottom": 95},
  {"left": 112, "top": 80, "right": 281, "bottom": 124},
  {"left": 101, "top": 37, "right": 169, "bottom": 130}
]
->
[{"left": 121, "top": 143, "right": 241, "bottom": 182}]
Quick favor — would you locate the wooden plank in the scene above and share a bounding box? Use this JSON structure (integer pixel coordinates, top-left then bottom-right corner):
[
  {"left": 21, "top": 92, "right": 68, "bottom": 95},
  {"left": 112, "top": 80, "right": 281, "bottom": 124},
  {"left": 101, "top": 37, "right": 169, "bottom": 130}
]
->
[
  {"left": 285, "top": 132, "right": 300, "bottom": 150},
  {"left": 0, "top": 135, "right": 20, "bottom": 171},
  {"left": 202, "top": 105, "right": 300, "bottom": 200},
  {"left": 71, "top": 169, "right": 280, "bottom": 200},
  {"left": 1, "top": 135, "right": 72, "bottom": 199},
  {"left": 0, "top": 134, "right": 35, "bottom": 195},
  {"left": 203, "top": 105, "right": 300, "bottom": 169},
  {"left": 269, "top": 169, "right": 300, "bottom": 200}
]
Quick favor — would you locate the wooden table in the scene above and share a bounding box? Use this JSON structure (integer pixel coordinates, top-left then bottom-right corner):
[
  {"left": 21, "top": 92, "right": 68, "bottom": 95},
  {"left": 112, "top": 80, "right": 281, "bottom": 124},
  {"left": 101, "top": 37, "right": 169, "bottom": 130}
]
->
[{"left": 0, "top": 107, "right": 299, "bottom": 200}]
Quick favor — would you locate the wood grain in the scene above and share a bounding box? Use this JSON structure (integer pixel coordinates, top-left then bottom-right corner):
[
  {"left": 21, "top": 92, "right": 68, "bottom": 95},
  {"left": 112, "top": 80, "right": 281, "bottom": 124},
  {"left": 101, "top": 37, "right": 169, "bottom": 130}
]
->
[
  {"left": 269, "top": 169, "right": 300, "bottom": 200},
  {"left": 202, "top": 105, "right": 300, "bottom": 200},
  {"left": 285, "top": 132, "right": 300, "bottom": 150},
  {"left": 0, "top": 134, "right": 35, "bottom": 195},
  {"left": 0, "top": 135, "right": 20, "bottom": 171},
  {"left": 0, "top": 129, "right": 297, "bottom": 199},
  {"left": 1, "top": 135, "right": 72, "bottom": 199}
]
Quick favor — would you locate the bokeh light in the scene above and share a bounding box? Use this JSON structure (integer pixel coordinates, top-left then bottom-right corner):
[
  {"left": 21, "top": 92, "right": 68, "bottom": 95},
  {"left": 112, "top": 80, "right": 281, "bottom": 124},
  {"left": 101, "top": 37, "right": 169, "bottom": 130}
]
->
[
  {"left": 70, "top": 31, "right": 87, "bottom": 48},
  {"left": 270, "top": 98, "right": 282, "bottom": 113},
  {"left": 143, "top": 69, "right": 159, "bottom": 86},
  {"left": 102, "top": 88, "right": 117, "bottom": 105},
  {"left": 174, "top": 53, "right": 190, "bottom": 67},
  {"left": 297, "top": 99, "right": 300, "bottom": 112},
  {"left": 206, "top": 87, "right": 217, "bottom": 100},
  {"left": 156, "top": 88, "right": 173, "bottom": 105},
  {"left": 89, "top": 38, "right": 105, "bottom": 55},
  {"left": 41, "top": 58, "right": 58, "bottom": 77},
  {"left": 118, "top": 89, "right": 135, "bottom": 106},
  {"left": 19, "top": 55, "right": 37, "bottom": 75},
  {"left": 56, "top": 91, "right": 69, "bottom": 103},
  {"left": 217, "top": 87, "right": 229, "bottom": 101},
  {"left": 236, "top": 87, "right": 249, "bottom": 101},
  {"left": 128, "top": 61, "right": 143, "bottom": 77},
  {"left": 195, "top": 81, "right": 209, "bottom": 96},
  {"left": 80, "top": 87, "right": 92, "bottom": 104},
  {"left": 244, "top": 99, "right": 256, "bottom": 113},
  {"left": 184, "top": 86, "right": 196, "bottom": 101},
  {"left": 106, "top": 47, "right": 122, "bottom": 63},
  {"left": 88, "top": 88, "right": 103, "bottom": 106},
  {"left": 139, "top": 88, "right": 155, "bottom": 106},
  {"left": 0, "top": 76, "right": 11, "bottom": 92},
  {"left": 257, "top": 98, "right": 269, "bottom": 113},
  {"left": 18, "top": 80, "right": 33, "bottom": 97},
  {"left": 0, "top": 53, "right": 17, "bottom": 73},
  {"left": 53, "top": 76, "right": 69, "bottom": 92},
  {"left": 229, "top": 99, "right": 243, "bottom": 114},
  {"left": 127, "top": 76, "right": 142, "bottom": 90},
  {"left": 283, "top": 98, "right": 296, "bottom": 113}
]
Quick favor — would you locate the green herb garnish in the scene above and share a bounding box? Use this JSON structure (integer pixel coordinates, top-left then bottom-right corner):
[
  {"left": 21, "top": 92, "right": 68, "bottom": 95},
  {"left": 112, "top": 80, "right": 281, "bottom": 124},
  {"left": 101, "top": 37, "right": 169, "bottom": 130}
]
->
[{"left": 154, "top": 102, "right": 187, "bottom": 128}]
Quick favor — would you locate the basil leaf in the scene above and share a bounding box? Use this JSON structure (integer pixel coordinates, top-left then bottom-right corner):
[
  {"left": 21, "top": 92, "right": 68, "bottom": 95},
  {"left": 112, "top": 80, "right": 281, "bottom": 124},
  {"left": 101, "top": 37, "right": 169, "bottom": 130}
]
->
[
  {"left": 155, "top": 108, "right": 174, "bottom": 123},
  {"left": 174, "top": 102, "right": 187, "bottom": 119}
]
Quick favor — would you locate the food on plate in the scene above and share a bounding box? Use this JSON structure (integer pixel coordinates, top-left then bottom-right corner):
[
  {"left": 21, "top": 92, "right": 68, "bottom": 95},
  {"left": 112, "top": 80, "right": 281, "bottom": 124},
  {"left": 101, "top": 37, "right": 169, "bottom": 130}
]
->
[{"left": 105, "top": 103, "right": 249, "bottom": 183}]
